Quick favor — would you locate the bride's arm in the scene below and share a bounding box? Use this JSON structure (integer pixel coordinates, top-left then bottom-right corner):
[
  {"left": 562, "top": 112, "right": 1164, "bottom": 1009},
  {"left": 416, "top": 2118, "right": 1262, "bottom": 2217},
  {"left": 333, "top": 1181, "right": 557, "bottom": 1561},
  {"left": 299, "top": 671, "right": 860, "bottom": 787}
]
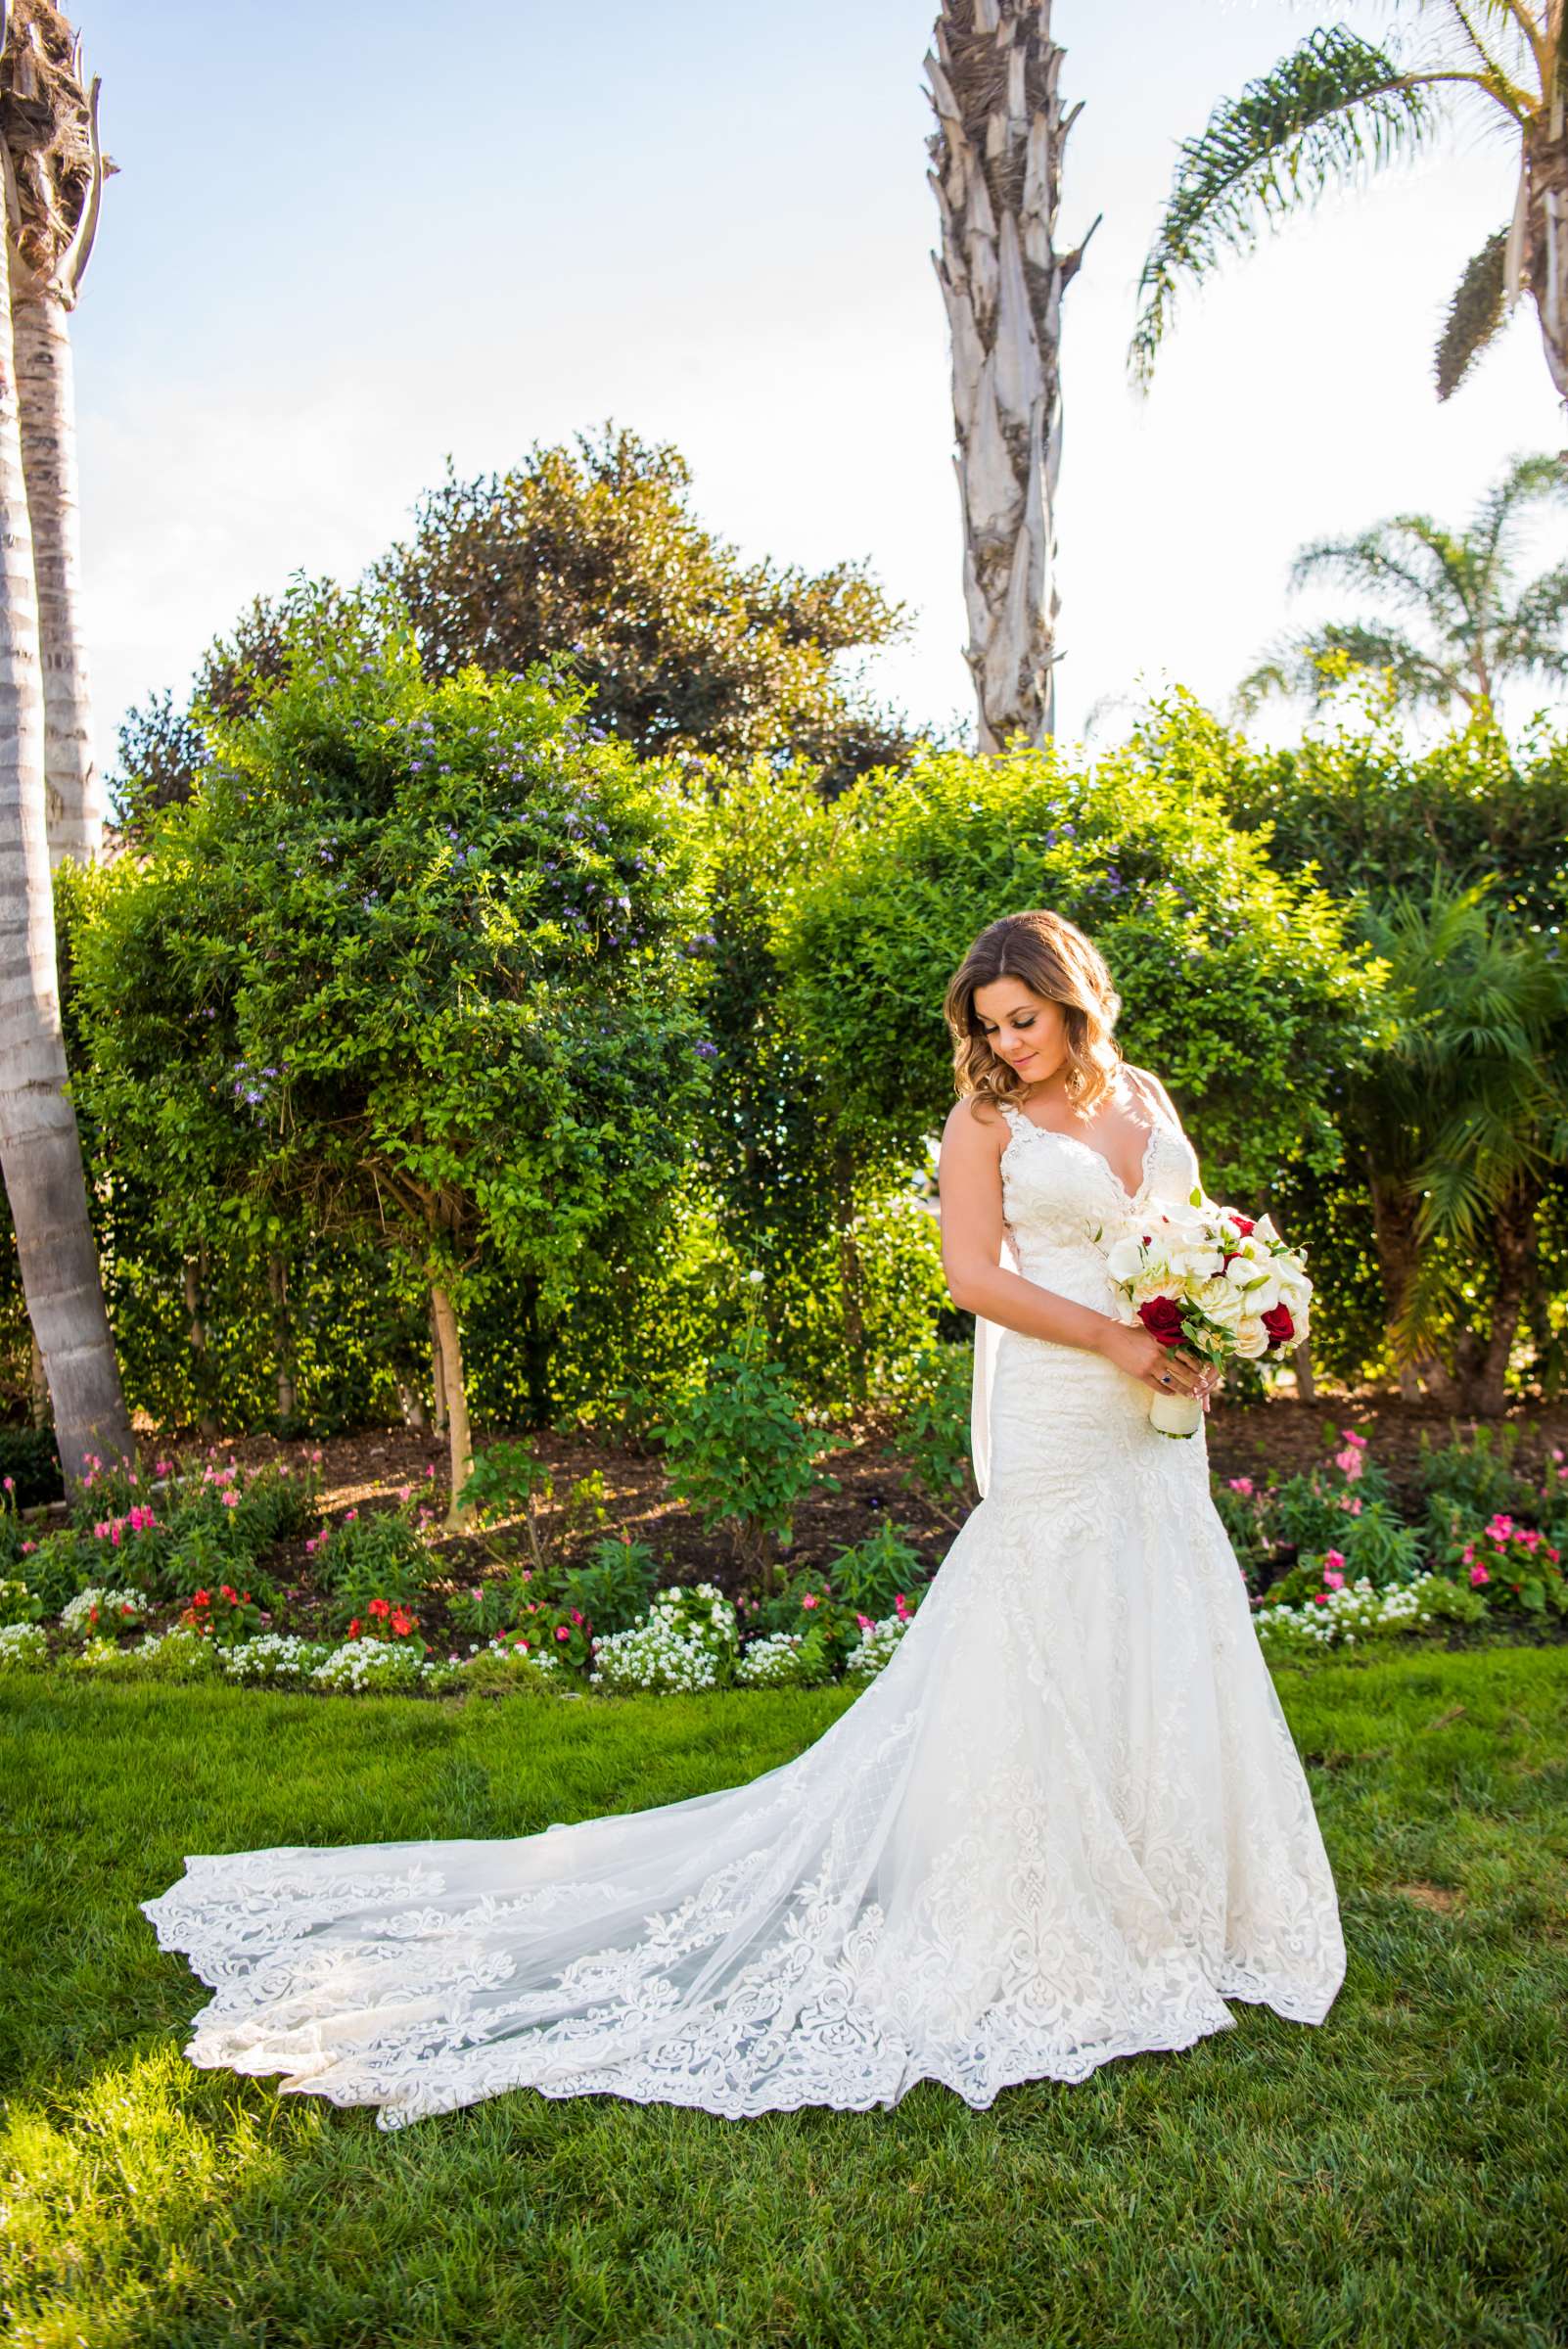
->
[{"left": 937, "top": 1099, "right": 1209, "bottom": 1397}]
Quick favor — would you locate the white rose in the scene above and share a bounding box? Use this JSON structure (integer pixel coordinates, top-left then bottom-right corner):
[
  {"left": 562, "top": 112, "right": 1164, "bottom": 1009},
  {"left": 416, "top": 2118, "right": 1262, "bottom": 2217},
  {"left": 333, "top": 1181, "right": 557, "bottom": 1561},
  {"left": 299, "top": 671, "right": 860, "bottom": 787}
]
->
[
  {"left": 1194, "top": 1277, "right": 1243, "bottom": 1329},
  {"left": 1233, "top": 1314, "right": 1270, "bottom": 1359}
]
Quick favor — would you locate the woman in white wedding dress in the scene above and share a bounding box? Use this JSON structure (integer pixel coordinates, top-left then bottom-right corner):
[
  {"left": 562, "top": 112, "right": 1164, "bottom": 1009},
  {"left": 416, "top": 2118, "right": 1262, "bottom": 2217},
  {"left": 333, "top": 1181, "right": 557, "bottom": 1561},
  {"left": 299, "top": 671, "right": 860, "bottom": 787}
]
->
[{"left": 143, "top": 908, "right": 1346, "bottom": 2129}]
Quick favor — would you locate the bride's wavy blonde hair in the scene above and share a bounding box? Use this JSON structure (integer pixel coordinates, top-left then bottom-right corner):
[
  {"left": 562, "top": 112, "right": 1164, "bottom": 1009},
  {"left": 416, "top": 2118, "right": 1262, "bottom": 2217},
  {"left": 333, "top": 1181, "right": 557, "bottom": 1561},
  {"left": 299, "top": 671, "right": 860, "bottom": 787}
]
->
[{"left": 945, "top": 909, "right": 1122, "bottom": 1115}]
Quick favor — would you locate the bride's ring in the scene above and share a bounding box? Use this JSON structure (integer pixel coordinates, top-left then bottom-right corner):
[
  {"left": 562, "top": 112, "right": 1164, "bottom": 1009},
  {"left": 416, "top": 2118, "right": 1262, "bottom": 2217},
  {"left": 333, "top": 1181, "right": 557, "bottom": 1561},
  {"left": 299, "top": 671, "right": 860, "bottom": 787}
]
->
[{"left": 1160, "top": 1373, "right": 1173, "bottom": 1387}]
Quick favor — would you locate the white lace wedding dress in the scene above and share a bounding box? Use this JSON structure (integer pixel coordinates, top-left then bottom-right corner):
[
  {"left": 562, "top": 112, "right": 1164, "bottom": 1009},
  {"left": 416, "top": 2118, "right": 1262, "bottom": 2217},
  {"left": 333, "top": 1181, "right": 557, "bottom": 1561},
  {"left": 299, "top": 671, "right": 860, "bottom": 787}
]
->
[{"left": 143, "top": 1096, "right": 1346, "bottom": 2129}]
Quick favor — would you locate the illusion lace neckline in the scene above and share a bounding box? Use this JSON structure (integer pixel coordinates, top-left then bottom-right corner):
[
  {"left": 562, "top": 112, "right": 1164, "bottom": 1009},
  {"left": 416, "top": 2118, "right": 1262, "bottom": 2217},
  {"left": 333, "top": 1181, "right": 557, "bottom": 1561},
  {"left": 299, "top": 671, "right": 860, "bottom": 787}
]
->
[{"left": 1001, "top": 1102, "right": 1161, "bottom": 1207}]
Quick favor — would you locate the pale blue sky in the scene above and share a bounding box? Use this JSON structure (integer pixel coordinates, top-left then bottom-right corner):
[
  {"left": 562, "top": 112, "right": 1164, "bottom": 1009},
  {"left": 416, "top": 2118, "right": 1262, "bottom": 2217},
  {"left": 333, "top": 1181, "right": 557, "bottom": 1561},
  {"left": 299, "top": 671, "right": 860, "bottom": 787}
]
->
[{"left": 72, "top": 0, "right": 1565, "bottom": 772}]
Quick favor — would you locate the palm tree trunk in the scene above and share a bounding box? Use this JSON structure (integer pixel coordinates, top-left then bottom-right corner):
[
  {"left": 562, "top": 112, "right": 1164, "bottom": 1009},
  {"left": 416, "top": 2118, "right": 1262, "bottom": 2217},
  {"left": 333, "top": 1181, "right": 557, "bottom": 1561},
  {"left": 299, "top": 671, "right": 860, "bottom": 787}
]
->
[
  {"left": 1524, "top": 96, "right": 1568, "bottom": 411},
  {"left": 1366, "top": 1169, "right": 1457, "bottom": 1406},
  {"left": 926, "top": 0, "right": 1094, "bottom": 750},
  {"left": 0, "top": 215, "right": 130, "bottom": 1482},
  {"left": 1463, "top": 1186, "right": 1539, "bottom": 1418},
  {"left": 13, "top": 289, "right": 102, "bottom": 865}
]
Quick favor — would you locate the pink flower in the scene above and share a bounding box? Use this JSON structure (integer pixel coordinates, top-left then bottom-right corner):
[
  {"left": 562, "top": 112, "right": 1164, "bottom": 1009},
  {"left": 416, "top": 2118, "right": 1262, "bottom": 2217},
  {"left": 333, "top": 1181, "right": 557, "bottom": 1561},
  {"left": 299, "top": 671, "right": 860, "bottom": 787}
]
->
[
  {"left": 1461, "top": 1543, "right": 1475, "bottom": 1565},
  {"left": 1333, "top": 1448, "right": 1363, "bottom": 1481},
  {"left": 800, "top": 1593, "right": 819, "bottom": 1610},
  {"left": 396, "top": 1485, "right": 411, "bottom": 1502},
  {"left": 344, "top": 1508, "right": 358, "bottom": 1523},
  {"left": 1322, "top": 1568, "right": 1345, "bottom": 1590},
  {"left": 894, "top": 1592, "right": 910, "bottom": 1621},
  {"left": 1, "top": 1475, "right": 12, "bottom": 1493},
  {"left": 1486, "top": 1514, "right": 1514, "bottom": 1539},
  {"left": 1311, "top": 1593, "right": 1327, "bottom": 1606},
  {"left": 1227, "top": 1477, "right": 1254, "bottom": 1497},
  {"left": 1323, "top": 1549, "right": 1347, "bottom": 1572},
  {"left": 1340, "top": 1497, "right": 1363, "bottom": 1515},
  {"left": 856, "top": 1614, "right": 873, "bottom": 1632},
  {"left": 1470, "top": 1562, "right": 1490, "bottom": 1587},
  {"left": 1340, "top": 1429, "right": 1367, "bottom": 1448},
  {"left": 220, "top": 1490, "right": 239, "bottom": 1509},
  {"left": 1519, "top": 1529, "right": 1541, "bottom": 1550},
  {"left": 425, "top": 1464, "right": 437, "bottom": 1479},
  {"left": 555, "top": 1625, "right": 570, "bottom": 1641}
]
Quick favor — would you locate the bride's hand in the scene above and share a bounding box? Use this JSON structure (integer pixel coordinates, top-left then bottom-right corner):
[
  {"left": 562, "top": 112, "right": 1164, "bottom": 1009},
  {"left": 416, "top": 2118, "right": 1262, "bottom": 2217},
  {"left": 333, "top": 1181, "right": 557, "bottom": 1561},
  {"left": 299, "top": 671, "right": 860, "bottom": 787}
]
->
[{"left": 1095, "top": 1322, "right": 1216, "bottom": 1399}]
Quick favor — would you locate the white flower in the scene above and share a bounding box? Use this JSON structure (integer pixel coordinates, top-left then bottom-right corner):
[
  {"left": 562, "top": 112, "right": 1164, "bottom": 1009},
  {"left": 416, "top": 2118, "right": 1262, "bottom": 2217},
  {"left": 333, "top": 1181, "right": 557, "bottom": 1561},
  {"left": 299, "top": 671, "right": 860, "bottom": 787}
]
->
[
  {"left": 1233, "top": 1314, "right": 1270, "bottom": 1360},
  {"left": 0, "top": 1622, "right": 47, "bottom": 1670}
]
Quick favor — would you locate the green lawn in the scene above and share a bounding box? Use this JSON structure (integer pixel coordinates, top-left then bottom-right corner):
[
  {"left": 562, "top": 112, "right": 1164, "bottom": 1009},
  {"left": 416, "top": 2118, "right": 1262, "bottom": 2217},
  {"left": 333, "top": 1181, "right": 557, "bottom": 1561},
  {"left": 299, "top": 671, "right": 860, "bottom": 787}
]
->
[{"left": 2, "top": 1650, "right": 1566, "bottom": 2349}]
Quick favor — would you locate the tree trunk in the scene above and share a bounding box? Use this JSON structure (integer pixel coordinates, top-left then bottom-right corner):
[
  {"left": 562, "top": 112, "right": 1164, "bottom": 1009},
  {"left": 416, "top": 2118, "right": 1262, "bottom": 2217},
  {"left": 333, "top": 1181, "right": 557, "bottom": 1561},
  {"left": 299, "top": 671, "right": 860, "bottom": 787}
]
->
[
  {"left": 833, "top": 1146, "right": 868, "bottom": 1406},
  {"left": 1366, "top": 1168, "right": 1457, "bottom": 1405},
  {"left": 13, "top": 291, "right": 102, "bottom": 866},
  {"left": 926, "top": 0, "right": 1092, "bottom": 750},
  {"left": 429, "top": 1292, "right": 447, "bottom": 1434},
  {"left": 430, "top": 1280, "right": 473, "bottom": 1528},
  {"left": 1292, "top": 1339, "right": 1315, "bottom": 1403},
  {"left": 0, "top": 207, "right": 130, "bottom": 1485},
  {"left": 27, "top": 1327, "right": 47, "bottom": 1426},
  {"left": 183, "top": 1248, "right": 218, "bottom": 1440},
  {"left": 266, "top": 1251, "right": 297, "bottom": 1423},
  {"left": 1523, "top": 99, "right": 1568, "bottom": 414},
  {"left": 1463, "top": 1185, "right": 1539, "bottom": 1418}
]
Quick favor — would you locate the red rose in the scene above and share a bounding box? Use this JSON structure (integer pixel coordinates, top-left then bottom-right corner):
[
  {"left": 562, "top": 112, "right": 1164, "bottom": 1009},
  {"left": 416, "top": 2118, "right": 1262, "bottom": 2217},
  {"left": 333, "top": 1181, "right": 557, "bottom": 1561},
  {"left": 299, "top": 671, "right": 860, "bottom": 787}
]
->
[
  {"left": 1137, "top": 1297, "right": 1185, "bottom": 1348},
  {"left": 1231, "top": 1215, "right": 1255, "bottom": 1235},
  {"left": 1262, "top": 1304, "right": 1295, "bottom": 1345}
]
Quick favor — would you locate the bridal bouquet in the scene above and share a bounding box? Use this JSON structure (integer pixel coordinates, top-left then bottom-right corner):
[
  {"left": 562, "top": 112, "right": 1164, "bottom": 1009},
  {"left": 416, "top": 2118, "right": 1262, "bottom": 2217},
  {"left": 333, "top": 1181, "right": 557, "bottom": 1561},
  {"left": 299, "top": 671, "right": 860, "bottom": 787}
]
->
[{"left": 1101, "top": 1194, "right": 1313, "bottom": 1438}]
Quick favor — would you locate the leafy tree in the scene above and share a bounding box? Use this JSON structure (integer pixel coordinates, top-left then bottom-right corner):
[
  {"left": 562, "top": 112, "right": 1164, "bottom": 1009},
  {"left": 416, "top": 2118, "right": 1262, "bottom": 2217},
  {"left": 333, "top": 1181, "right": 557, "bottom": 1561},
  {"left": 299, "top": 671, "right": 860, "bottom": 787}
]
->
[
  {"left": 771, "top": 698, "right": 1388, "bottom": 1356},
  {"left": 1237, "top": 455, "right": 1568, "bottom": 721},
  {"left": 1131, "top": 9, "right": 1568, "bottom": 414},
  {"left": 1215, "top": 699, "right": 1568, "bottom": 930},
  {"left": 71, "top": 612, "right": 711, "bottom": 1514},
  {"left": 375, "top": 426, "right": 919, "bottom": 796}
]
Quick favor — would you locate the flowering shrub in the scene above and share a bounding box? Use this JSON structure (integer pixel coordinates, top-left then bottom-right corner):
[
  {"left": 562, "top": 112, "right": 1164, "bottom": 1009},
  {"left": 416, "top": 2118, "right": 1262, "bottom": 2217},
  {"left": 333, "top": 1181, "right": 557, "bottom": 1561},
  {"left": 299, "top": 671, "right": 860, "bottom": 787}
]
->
[
  {"left": 342, "top": 1595, "right": 427, "bottom": 1654},
  {"left": 1414, "top": 1422, "right": 1536, "bottom": 1525},
  {"left": 59, "top": 1586, "right": 143, "bottom": 1641},
  {"left": 0, "top": 1579, "right": 43, "bottom": 1628},
  {"left": 180, "top": 1585, "right": 265, "bottom": 1647},
  {"left": 820, "top": 1521, "right": 926, "bottom": 1619},
  {"left": 1455, "top": 1516, "right": 1567, "bottom": 1616},
  {"left": 1213, "top": 1477, "right": 1269, "bottom": 1577},
  {"left": 590, "top": 1584, "right": 738, "bottom": 1693},
  {"left": 557, "top": 1534, "right": 660, "bottom": 1635},
  {"left": 844, "top": 1611, "right": 914, "bottom": 1681},
  {"left": 12, "top": 1529, "right": 91, "bottom": 1617},
  {"left": 67, "top": 1451, "right": 141, "bottom": 1531},
  {"left": 114, "top": 1626, "right": 216, "bottom": 1681},
  {"left": 308, "top": 1500, "right": 429, "bottom": 1603},
  {"left": 1254, "top": 1572, "right": 1481, "bottom": 1656},
  {"left": 487, "top": 1599, "right": 591, "bottom": 1673},
  {"left": 734, "top": 1629, "right": 833, "bottom": 1688},
  {"left": 311, "top": 1639, "right": 435, "bottom": 1695},
  {"left": 0, "top": 1621, "right": 47, "bottom": 1670},
  {"left": 220, "top": 1635, "right": 332, "bottom": 1684},
  {"left": 455, "top": 1638, "right": 564, "bottom": 1696}
]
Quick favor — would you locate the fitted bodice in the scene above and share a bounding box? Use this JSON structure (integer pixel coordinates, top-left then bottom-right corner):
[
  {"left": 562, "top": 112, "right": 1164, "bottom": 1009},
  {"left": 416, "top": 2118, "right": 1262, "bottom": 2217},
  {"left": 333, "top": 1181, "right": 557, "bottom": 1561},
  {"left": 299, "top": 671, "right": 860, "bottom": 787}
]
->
[{"left": 996, "top": 1098, "right": 1200, "bottom": 1308}]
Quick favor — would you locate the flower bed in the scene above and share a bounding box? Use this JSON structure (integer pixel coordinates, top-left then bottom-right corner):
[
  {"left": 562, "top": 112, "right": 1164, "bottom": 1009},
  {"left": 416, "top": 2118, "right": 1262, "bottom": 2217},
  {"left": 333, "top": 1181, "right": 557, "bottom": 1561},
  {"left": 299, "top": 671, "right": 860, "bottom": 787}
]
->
[{"left": 0, "top": 1423, "right": 1561, "bottom": 1702}]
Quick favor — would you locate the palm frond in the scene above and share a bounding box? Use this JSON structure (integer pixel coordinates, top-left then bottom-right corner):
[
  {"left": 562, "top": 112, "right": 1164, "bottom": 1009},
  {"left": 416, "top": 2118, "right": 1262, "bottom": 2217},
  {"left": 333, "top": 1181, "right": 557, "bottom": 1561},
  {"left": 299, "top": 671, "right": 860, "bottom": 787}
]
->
[
  {"left": 1435, "top": 226, "right": 1513, "bottom": 397},
  {"left": 1130, "top": 26, "right": 1435, "bottom": 387},
  {"left": 1288, "top": 524, "right": 1448, "bottom": 611}
]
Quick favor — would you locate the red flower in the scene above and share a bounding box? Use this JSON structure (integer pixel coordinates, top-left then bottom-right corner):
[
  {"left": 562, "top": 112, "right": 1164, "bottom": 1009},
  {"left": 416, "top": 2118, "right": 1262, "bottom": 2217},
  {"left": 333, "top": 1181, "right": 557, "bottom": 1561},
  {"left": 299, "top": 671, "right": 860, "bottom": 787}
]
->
[
  {"left": 1262, "top": 1304, "right": 1295, "bottom": 1345},
  {"left": 1231, "top": 1215, "right": 1255, "bottom": 1235},
  {"left": 347, "top": 1617, "right": 362, "bottom": 1637},
  {"left": 192, "top": 1589, "right": 209, "bottom": 1607},
  {"left": 219, "top": 1584, "right": 237, "bottom": 1603},
  {"left": 390, "top": 1608, "right": 413, "bottom": 1637},
  {"left": 368, "top": 1596, "right": 391, "bottom": 1619},
  {"left": 1137, "top": 1297, "right": 1185, "bottom": 1348}
]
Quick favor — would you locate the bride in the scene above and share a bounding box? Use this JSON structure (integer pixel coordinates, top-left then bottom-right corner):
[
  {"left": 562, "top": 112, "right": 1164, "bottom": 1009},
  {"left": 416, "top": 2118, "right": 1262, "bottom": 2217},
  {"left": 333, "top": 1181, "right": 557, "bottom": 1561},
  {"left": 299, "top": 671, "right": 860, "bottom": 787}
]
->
[{"left": 143, "top": 907, "right": 1346, "bottom": 2129}]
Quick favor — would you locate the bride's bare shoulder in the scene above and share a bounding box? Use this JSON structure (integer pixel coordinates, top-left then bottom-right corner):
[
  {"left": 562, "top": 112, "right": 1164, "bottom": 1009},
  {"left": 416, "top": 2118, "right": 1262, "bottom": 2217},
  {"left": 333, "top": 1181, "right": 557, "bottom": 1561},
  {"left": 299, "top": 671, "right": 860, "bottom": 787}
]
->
[{"left": 941, "top": 1092, "right": 1011, "bottom": 1156}]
